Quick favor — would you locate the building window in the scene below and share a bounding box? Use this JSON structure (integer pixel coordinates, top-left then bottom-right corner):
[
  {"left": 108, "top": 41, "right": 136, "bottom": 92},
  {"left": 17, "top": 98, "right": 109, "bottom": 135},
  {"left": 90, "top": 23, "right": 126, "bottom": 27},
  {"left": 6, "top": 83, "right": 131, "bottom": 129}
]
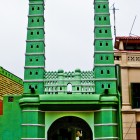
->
[
  {"left": 102, "top": 84, "right": 104, "bottom": 88},
  {"left": 131, "top": 83, "right": 140, "bottom": 108},
  {"left": 106, "top": 42, "right": 108, "bottom": 46},
  {"left": 101, "top": 70, "right": 103, "bottom": 74},
  {"left": 77, "top": 87, "right": 79, "bottom": 91},
  {"left": 100, "top": 42, "right": 102, "bottom": 46},
  {"left": 103, "top": 5, "right": 106, "bottom": 8},
  {"left": 8, "top": 97, "right": 14, "bottom": 102},
  {"left": 100, "top": 56, "right": 103, "bottom": 60},
  {"left": 67, "top": 83, "right": 72, "bottom": 94}
]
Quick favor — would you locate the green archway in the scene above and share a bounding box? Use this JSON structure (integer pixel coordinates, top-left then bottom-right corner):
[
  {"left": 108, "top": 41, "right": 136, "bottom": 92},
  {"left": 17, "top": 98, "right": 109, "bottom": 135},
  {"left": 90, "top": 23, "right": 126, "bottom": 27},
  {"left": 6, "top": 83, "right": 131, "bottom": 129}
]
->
[{"left": 47, "top": 116, "right": 93, "bottom": 140}]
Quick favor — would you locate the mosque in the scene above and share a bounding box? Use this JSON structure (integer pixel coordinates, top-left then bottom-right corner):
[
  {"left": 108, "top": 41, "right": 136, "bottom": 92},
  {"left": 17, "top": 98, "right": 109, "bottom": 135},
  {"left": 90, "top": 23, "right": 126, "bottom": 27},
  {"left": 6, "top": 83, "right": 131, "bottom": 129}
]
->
[{"left": 0, "top": 0, "right": 122, "bottom": 139}]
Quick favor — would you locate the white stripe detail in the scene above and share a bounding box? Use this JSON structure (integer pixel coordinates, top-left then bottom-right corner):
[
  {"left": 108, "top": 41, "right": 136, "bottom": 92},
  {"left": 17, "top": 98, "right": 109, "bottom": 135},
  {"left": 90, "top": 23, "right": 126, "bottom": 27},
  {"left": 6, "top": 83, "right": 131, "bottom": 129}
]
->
[
  {"left": 24, "top": 79, "right": 44, "bottom": 82},
  {"left": 94, "top": 13, "right": 110, "bottom": 15},
  {"left": 22, "top": 124, "right": 45, "bottom": 127},
  {"left": 95, "top": 137, "right": 118, "bottom": 140},
  {"left": 94, "top": 123, "right": 118, "bottom": 126},
  {"left": 25, "top": 53, "right": 45, "bottom": 55},
  {"left": 24, "top": 66, "right": 45, "bottom": 68},
  {"left": 94, "top": 1, "right": 109, "bottom": 3},
  {"left": 94, "top": 64, "right": 115, "bottom": 66},
  {"left": 26, "top": 39, "right": 44, "bottom": 42},
  {"left": 94, "top": 78, "right": 117, "bottom": 81},
  {"left": 94, "top": 109, "right": 117, "bottom": 112},
  {"left": 44, "top": 79, "right": 94, "bottom": 82},
  {"left": 27, "top": 27, "right": 44, "bottom": 29},
  {"left": 94, "top": 51, "right": 114, "bottom": 53},
  {"left": 21, "top": 138, "right": 45, "bottom": 140},
  {"left": 28, "top": 14, "right": 44, "bottom": 17},
  {"left": 22, "top": 110, "right": 45, "bottom": 113},
  {"left": 29, "top": 2, "right": 44, "bottom": 5}
]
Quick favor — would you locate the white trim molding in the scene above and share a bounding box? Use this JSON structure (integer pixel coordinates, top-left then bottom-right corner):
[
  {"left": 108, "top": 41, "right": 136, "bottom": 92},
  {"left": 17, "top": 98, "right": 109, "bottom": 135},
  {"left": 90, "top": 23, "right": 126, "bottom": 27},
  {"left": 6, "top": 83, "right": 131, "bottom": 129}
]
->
[
  {"left": 21, "top": 138, "right": 45, "bottom": 140},
  {"left": 94, "top": 123, "right": 118, "bottom": 126},
  {"left": 22, "top": 124, "right": 45, "bottom": 127},
  {"left": 95, "top": 137, "right": 118, "bottom": 140}
]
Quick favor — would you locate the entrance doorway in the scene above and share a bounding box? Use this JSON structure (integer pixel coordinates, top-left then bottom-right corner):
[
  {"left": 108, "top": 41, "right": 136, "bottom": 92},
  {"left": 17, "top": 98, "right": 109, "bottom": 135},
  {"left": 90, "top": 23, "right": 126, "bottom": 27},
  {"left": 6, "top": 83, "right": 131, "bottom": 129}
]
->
[{"left": 48, "top": 116, "right": 92, "bottom": 140}]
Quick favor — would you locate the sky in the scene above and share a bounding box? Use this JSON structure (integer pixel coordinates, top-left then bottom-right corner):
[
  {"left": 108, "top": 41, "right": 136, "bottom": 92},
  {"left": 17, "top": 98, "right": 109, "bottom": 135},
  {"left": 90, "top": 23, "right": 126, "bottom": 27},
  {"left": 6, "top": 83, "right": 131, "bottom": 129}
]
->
[{"left": 0, "top": 0, "right": 140, "bottom": 79}]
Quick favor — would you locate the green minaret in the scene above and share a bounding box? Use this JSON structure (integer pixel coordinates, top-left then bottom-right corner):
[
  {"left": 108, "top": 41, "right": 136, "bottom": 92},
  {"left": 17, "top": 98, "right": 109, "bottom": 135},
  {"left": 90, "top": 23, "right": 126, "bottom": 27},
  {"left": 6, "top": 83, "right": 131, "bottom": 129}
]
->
[
  {"left": 24, "top": 0, "right": 45, "bottom": 94},
  {"left": 21, "top": 0, "right": 45, "bottom": 139},
  {"left": 94, "top": 0, "right": 117, "bottom": 94}
]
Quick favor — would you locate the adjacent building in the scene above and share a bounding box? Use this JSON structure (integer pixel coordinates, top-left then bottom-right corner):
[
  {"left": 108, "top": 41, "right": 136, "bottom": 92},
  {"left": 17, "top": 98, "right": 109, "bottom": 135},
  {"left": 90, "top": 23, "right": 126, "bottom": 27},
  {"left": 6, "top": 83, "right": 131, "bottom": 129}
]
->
[
  {"left": 0, "top": 66, "right": 23, "bottom": 115},
  {"left": 114, "top": 36, "right": 140, "bottom": 140}
]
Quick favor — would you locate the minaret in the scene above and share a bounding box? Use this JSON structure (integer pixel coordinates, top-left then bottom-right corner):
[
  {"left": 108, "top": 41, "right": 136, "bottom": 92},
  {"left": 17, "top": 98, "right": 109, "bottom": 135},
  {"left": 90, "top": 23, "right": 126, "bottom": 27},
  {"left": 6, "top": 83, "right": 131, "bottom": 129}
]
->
[
  {"left": 94, "top": 0, "right": 117, "bottom": 94},
  {"left": 24, "top": 0, "right": 45, "bottom": 94},
  {"left": 20, "top": 0, "right": 46, "bottom": 139}
]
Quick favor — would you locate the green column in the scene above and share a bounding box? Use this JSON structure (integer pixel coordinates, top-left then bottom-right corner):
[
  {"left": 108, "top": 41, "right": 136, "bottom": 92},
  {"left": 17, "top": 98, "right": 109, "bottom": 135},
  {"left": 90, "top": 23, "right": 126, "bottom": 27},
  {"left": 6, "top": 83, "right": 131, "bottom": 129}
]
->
[
  {"left": 73, "top": 69, "right": 81, "bottom": 94},
  {"left": 58, "top": 69, "right": 64, "bottom": 94},
  {"left": 24, "top": 0, "right": 45, "bottom": 94},
  {"left": 21, "top": 105, "right": 45, "bottom": 140},
  {"left": 21, "top": 0, "right": 46, "bottom": 139},
  {"left": 94, "top": 107, "right": 118, "bottom": 139},
  {"left": 94, "top": 0, "right": 117, "bottom": 94}
]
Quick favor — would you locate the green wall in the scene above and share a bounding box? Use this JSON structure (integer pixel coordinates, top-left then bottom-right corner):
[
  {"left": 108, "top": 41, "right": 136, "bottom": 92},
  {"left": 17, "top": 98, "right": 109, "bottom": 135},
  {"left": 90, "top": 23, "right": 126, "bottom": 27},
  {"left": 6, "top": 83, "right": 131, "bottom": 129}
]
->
[{"left": 0, "top": 95, "right": 22, "bottom": 140}]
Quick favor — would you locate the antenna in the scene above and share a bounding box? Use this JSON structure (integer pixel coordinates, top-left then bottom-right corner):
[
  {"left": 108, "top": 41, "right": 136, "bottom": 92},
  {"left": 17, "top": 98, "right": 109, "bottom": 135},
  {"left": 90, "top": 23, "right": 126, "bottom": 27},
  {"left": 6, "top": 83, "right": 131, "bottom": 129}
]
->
[
  {"left": 125, "top": 16, "right": 137, "bottom": 47},
  {"left": 129, "top": 16, "right": 137, "bottom": 36},
  {"left": 110, "top": 3, "right": 119, "bottom": 38}
]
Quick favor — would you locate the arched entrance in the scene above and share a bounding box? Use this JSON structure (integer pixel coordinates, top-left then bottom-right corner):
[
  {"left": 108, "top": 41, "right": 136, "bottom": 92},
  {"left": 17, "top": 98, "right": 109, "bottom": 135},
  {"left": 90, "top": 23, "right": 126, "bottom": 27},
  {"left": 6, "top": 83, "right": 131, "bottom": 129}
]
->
[{"left": 48, "top": 116, "right": 93, "bottom": 140}]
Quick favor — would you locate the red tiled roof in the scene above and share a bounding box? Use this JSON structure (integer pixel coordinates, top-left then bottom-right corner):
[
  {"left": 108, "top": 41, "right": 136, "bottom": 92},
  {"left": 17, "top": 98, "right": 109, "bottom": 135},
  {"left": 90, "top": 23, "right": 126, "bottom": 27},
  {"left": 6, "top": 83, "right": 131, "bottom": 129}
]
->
[
  {"left": 115, "top": 36, "right": 140, "bottom": 50},
  {"left": 116, "top": 36, "right": 140, "bottom": 40}
]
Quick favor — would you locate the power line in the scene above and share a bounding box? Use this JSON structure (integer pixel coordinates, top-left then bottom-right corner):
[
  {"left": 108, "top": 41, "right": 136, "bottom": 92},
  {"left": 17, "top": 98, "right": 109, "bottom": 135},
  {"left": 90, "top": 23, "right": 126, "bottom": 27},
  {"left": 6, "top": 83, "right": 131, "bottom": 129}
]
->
[{"left": 129, "top": 16, "right": 137, "bottom": 36}]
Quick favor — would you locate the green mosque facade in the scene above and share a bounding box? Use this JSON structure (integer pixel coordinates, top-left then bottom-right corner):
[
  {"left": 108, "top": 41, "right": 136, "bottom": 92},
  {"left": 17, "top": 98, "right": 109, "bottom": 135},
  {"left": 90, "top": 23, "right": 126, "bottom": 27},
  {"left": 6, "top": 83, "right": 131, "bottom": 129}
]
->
[{"left": 0, "top": 0, "right": 122, "bottom": 140}]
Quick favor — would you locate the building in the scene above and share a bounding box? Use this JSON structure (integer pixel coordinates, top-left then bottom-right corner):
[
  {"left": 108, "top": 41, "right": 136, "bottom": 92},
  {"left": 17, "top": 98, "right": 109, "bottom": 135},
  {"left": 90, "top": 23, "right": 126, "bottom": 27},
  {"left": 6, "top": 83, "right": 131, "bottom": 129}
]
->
[
  {"left": 0, "top": 66, "right": 23, "bottom": 115},
  {"left": 114, "top": 36, "right": 140, "bottom": 140},
  {"left": 0, "top": 0, "right": 122, "bottom": 140}
]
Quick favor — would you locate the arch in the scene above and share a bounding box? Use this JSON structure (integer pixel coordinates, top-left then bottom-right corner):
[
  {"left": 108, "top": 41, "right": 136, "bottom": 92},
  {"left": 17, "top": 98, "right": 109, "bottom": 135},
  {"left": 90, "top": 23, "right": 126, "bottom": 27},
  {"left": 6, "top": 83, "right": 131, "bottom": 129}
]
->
[{"left": 47, "top": 116, "right": 93, "bottom": 140}]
